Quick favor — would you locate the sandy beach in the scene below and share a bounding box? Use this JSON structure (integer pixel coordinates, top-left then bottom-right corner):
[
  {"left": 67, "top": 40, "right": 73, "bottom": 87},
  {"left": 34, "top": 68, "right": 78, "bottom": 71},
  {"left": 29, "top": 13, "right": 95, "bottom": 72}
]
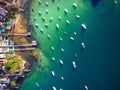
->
[{"left": 10, "top": 0, "right": 37, "bottom": 67}]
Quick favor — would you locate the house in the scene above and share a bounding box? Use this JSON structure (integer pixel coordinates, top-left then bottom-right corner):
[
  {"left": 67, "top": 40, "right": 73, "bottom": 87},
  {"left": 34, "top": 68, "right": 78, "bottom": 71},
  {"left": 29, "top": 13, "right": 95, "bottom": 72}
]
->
[
  {"left": 0, "top": 8, "right": 8, "bottom": 22},
  {"left": 0, "top": 78, "right": 10, "bottom": 84}
]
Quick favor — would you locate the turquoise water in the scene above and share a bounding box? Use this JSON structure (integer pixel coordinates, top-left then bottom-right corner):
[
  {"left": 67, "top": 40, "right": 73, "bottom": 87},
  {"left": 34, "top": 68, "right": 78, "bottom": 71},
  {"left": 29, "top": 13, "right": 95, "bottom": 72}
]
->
[{"left": 20, "top": 0, "right": 120, "bottom": 90}]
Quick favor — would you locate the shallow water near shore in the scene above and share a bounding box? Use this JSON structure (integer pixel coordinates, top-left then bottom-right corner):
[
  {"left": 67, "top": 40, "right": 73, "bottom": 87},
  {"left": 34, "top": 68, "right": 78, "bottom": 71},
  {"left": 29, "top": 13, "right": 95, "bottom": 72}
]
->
[{"left": 20, "top": 0, "right": 120, "bottom": 90}]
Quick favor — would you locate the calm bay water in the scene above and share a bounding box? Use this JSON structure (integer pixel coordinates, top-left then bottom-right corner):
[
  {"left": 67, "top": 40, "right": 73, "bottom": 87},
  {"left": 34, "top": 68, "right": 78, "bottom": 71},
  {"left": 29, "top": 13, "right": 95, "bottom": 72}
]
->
[{"left": 20, "top": 0, "right": 120, "bottom": 90}]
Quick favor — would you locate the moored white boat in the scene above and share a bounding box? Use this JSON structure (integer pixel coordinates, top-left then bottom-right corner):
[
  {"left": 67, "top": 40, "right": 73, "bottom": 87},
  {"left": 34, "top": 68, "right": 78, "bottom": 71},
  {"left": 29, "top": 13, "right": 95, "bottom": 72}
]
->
[
  {"left": 45, "top": 2, "right": 48, "bottom": 6},
  {"left": 72, "top": 61, "right": 76, "bottom": 69},
  {"left": 59, "top": 37, "right": 63, "bottom": 42},
  {"left": 61, "top": 48, "right": 64, "bottom": 52},
  {"left": 52, "top": 57, "right": 55, "bottom": 61},
  {"left": 73, "top": 3, "right": 77, "bottom": 8},
  {"left": 60, "top": 60, "right": 63, "bottom": 65},
  {"left": 81, "top": 23, "right": 87, "bottom": 30},
  {"left": 73, "top": 32, "right": 76, "bottom": 36},
  {"left": 70, "top": 37, "right": 74, "bottom": 41},
  {"left": 51, "top": 46, "right": 55, "bottom": 51},
  {"left": 66, "top": 20, "right": 70, "bottom": 24},
  {"left": 76, "top": 15, "right": 80, "bottom": 19},
  {"left": 35, "top": 83, "right": 39, "bottom": 87},
  {"left": 51, "top": 71, "right": 55, "bottom": 77},
  {"left": 81, "top": 42, "right": 85, "bottom": 49},
  {"left": 60, "top": 76, "right": 64, "bottom": 80},
  {"left": 64, "top": 9, "right": 68, "bottom": 14},
  {"left": 47, "top": 34, "right": 51, "bottom": 39},
  {"left": 56, "top": 24, "right": 59, "bottom": 29},
  {"left": 84, "top": 85, "right": 88, "bottom": 90},
  {"left": 52, "top": 86, "right": 56, "bottom": 90}
]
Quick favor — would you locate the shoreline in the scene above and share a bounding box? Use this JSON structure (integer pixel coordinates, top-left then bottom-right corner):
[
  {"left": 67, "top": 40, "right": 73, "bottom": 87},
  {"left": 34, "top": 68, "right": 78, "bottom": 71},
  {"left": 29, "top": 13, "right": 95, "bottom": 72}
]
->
[{"left": 11, "top": 0, "right": 40, "bottom": 88}]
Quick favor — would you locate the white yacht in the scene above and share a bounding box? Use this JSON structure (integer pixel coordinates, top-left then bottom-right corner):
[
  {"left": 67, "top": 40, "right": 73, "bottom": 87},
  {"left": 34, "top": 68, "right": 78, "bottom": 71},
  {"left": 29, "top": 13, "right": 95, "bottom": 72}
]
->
[
  {"left": 66, "top": 20, "right": 70, "bottom": 24},
  {"left": 52, "top": 57, "right": 55, "bottom": 61},
  {"left": 64, "top": 9, "right": 68, "bottom": 14},
  {"left": 73, "top": 32, "right": 76, "bottom": 36},
  {"left": 73, "top": 3, "right": 77, "bottom": 8},
  {"left": 84, "top": 85, "right": 88, "bottom": 90},
  {"left": 56, "top": 24, "right": 59, "bottom": 29},
  {"left": 81, "top": 42, "right": 85, "bottom": 49},
  {"left": 35, "top": 83, "right": 39, "bottom": 87},
  {"left": 76, "top": 15, "right": 80, "bottom": 19},
  {"left": 70, "top": 37, "right": 74, "bottom": 41},
  {"left": 59, "top": 37, "right": 63, "bottom": 42},
  {"left": 47, "top": 34, "right": 51, "bottom": 39},
  {"left": 52, "top": 86, "right": 56, "bottom": 90},
  {"left": 51, "top": 46, "right": 55, "bottom": 51},
  {"left": 72, "top": 61, "right": 76, "bottom": 69},
  {"left": 60, "top": 60, "right": 63, "bottom": 65},
  {"left": 60, "top": 76, "right": 64, "bottom": 80},
  {"left": 45, "top": 2, "right": 48, "bottom": 6},
  {"left": 81, "top": 23, "right": 87, "bottom": 30},
  {"left": 61, "top": 48, "right": 64, "bottom": 52}
]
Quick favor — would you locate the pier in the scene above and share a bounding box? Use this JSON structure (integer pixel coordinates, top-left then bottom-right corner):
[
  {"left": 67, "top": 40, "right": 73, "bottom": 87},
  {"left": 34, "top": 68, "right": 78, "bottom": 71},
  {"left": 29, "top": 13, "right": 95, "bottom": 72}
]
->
[
  {"left": 8, "top": 32, "right": 31, "bottom": 37},
  {"left": 14, "top": 41, "right": 37, "bottom": 47},
  {"left": 14, "top": 48, "right": 35, "bottom": 51}
]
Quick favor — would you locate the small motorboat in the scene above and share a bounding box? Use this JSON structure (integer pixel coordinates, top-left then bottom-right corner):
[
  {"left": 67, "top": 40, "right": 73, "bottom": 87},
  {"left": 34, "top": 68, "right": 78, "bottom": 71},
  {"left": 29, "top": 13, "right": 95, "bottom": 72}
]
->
[
  {"left": 40, "top": 28, "right": 43, "bottom": 33},
  {"left": 76, "top": 15, "right": 80, "bottom": 19},
  {"left": 46, "top": 9, "right": 48, "bottom": 14},
  {"left": 66, "top": 20, "right": 70, "bottom": 24},
  {"left": 50, "top": 17, "right": 53, "bottom": 22},
  {"left": 74, "top": 32, "right": 76, "bottom": 36},
  {"left": 35, "top": 23, "right": 38, "bottom": 27},
  {"left": 60, "top": 76, "right": 64, "bottom": 80},
  {"left": 47, "top": 34, "right": 51, "bottom": 39},
  {"left": 59, "top": 37, "right": 63, "bottom": 42},
  {"left": 64, "top": 9, "right": 68, "bottom": 14},
  {"left": 45, "top": 2, "right": 48, "bottom": 6},
  {"left": 51, "top": 46, "right": 55, "bottom": 51},
  {"left": 38, "top": 11, "right": 41, "bottom": 15},
  {"left": 73, "top": 3, "right": 77, "bottom": 8},
  {"left": 58, "top": 16, "right": 61, "bottom": 20}
]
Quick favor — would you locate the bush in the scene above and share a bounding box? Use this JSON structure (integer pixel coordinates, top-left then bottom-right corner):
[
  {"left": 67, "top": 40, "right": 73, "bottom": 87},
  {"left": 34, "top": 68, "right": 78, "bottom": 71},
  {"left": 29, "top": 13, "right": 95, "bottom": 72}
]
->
[{"left": 5, "top": 62, "right": 12, "bottom": 70}]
